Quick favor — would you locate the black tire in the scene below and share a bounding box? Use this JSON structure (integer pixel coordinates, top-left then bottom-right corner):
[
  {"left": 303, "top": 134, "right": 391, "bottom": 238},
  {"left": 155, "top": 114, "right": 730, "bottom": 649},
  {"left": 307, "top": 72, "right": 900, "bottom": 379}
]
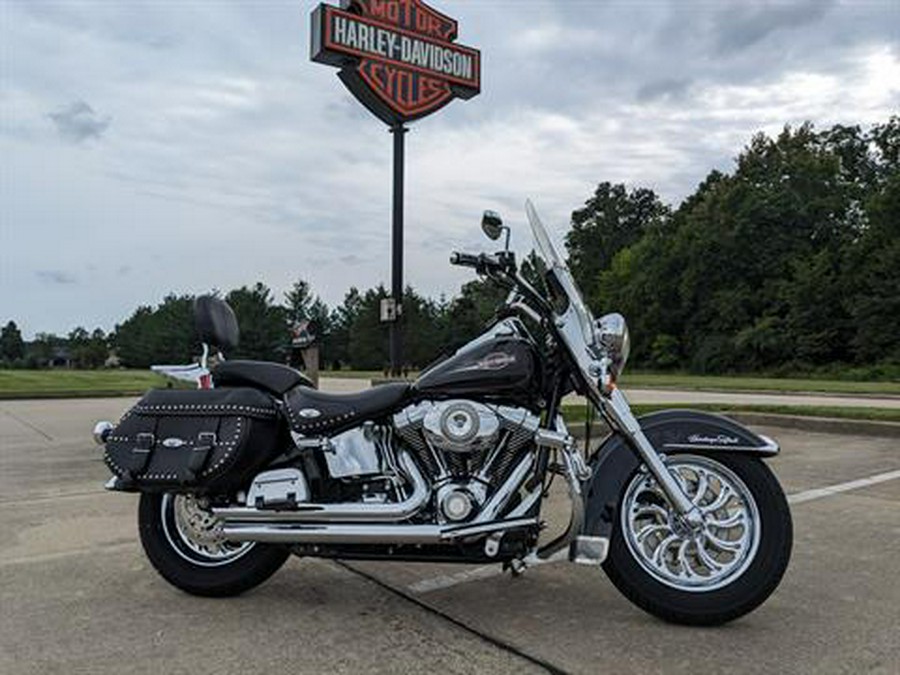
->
[
  {"left": 138, "top": 493, "right": 290, "bottom": 597},
  {"left": 602, "top": 453, "right": 792, "bottom": 626}
]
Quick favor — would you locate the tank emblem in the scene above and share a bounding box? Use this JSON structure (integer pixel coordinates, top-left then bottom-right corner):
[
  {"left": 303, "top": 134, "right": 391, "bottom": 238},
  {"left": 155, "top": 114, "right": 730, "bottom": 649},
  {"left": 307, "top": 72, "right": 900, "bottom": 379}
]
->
[{"left": 473, "top": 351, "right": 516, "bottom": 370}]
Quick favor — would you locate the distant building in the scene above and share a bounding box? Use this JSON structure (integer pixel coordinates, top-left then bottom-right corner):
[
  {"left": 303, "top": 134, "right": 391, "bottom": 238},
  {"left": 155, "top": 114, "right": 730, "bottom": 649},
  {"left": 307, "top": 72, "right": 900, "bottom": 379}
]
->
[{"left": 47, "top": 347, "right": 72, "bottom": 369}]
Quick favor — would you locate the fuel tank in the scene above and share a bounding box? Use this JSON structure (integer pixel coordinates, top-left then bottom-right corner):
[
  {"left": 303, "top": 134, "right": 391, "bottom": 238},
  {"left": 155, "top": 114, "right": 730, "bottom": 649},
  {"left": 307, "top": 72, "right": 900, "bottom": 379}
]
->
[{"left": 413, "top": 319, "right": 542, "bottom": 408}]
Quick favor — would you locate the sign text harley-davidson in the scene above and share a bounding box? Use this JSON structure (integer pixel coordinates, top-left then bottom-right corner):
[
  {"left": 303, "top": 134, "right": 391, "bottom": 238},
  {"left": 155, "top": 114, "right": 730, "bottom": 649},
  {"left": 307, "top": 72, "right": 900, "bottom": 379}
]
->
[{"left": 311, "top": 1, "right": 481, "bottom": 123}]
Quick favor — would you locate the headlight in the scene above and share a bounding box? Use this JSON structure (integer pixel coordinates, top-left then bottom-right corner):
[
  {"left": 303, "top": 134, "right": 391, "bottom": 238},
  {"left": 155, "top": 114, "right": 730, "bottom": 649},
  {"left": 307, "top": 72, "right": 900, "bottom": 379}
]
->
[{"left": 595, "top": 313, "right": 630, "bottom": 379}]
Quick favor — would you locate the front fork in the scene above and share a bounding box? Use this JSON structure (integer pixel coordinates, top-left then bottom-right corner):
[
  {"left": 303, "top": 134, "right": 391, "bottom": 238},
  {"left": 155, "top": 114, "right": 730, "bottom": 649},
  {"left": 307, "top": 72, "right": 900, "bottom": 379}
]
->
[{"left": 601, "top": 387, "right": 704, "bottom": 527}]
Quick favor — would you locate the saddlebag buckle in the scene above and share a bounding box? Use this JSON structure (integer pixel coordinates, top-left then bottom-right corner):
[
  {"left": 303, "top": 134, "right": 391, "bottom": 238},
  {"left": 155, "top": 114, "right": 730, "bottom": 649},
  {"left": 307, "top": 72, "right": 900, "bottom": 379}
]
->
[
  {"left": 121, "top": 432, "right": 155, "bottom": 487},
  {"left": 182, "top": 431, "right": 216, "bottom": 484}
]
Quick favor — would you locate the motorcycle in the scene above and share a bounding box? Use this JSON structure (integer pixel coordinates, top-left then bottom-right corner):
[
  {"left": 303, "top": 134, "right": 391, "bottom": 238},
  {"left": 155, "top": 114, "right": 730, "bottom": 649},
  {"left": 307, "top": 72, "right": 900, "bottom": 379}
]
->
[{"left": 94, "top": 200, "right": 792, "bottom": 625}]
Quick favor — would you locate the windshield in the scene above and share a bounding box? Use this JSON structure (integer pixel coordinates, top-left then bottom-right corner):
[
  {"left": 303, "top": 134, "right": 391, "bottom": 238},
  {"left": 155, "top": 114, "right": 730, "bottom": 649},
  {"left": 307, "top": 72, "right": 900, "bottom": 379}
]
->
[
  {"left": 525, "top": 199, "right": 597, "bottom": 348},
  {"left": 526, "top": 199, "right": 565, "bottom": 270}
]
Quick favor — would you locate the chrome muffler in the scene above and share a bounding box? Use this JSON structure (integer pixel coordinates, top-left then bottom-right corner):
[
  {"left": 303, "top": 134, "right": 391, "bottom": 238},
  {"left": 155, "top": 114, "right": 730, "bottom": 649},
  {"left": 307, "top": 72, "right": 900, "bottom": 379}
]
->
[
  {"left": 215, "top": 448, "right": 541, "bottom": 546},
  {"left": 221, "top": 516, "right": 538, "bottom": 545}
]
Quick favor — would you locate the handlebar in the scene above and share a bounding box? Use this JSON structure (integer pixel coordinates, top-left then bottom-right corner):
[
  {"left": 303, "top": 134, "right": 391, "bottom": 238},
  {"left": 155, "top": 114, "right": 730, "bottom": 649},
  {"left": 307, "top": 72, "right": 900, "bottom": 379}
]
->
[
  {"left": 450, "top": 249, "right": 552, "bottom": 321},
  {"left": 450, "top": 251, "right": 507, "bottom": 274},
  {"left": 449, "top": 251, "right": 481, "bottom": 268}
]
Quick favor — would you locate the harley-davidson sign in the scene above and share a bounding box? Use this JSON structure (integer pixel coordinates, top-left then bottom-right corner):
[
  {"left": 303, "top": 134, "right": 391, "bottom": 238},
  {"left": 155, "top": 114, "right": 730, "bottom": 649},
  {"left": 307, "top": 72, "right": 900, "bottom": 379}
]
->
[{"left": 311, "top": 0, "right": 481, "bottom": 124}]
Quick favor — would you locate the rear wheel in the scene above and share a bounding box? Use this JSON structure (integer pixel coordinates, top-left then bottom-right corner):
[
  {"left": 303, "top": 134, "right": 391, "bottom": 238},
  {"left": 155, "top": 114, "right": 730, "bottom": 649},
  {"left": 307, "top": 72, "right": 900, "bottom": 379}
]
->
[
  {"left": 603, "top": 453, "right": 792, "bottom": 625},
  {"left": 138, "top": 493, "right": 289, "bottom": 597}
]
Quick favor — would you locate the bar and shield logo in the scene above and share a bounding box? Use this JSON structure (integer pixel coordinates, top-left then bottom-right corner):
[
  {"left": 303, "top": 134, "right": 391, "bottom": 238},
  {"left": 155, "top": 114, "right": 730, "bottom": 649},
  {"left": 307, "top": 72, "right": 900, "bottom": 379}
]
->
[{"left": 311, "top": 0, "right": 481, "bottom": 124}]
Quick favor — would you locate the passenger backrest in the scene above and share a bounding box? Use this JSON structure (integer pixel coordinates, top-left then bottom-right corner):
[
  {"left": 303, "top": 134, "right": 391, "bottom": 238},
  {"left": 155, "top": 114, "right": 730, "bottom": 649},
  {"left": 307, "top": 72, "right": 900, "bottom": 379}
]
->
[{"left": 194, "top": 295, "right": 239, "bottom": 352}]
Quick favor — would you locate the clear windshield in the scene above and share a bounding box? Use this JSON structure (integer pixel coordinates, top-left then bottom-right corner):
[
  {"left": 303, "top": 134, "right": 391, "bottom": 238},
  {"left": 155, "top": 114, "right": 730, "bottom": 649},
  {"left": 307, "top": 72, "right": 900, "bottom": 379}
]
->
[
  {"left": 526, "top": 199, "right": 565, "bottom": 270},
  {"left": 525, "top": 199, "right": 597, "bottom": 348}
]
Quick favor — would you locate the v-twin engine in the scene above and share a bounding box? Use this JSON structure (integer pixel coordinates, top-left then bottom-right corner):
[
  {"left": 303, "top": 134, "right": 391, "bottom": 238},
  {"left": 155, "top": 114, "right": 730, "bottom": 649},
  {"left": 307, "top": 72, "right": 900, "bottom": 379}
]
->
[
  {"left": 212, "top": 399, "right": 542, "bottom": 548},
  {"left": 393, "top": 400, "right": 540, "bottom": 523},
  {"left": 395, "top": 400, "right": 537, "bottom": 476}
]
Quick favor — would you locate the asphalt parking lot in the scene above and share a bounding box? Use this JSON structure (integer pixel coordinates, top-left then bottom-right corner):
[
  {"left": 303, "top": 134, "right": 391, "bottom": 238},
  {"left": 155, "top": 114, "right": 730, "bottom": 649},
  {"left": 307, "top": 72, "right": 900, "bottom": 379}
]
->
[{"left": 2, "top": 397, "right": 898, "bottom": 675}]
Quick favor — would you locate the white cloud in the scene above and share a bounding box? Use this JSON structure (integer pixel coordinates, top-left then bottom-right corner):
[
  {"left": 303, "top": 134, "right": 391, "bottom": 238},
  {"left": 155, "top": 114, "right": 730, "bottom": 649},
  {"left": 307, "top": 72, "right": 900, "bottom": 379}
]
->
[{"left": 1, "top": 0, "right": 898, "bottom": 337}]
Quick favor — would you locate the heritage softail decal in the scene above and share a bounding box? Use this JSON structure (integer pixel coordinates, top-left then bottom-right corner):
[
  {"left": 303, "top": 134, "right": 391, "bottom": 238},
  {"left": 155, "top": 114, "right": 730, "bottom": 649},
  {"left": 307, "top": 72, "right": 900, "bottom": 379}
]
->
[
  {"left": 686, "top": 433, "right": 741, "bottom": 445},
  {"left": 311, "top": 0, "right": 481, "bottom": 123}
]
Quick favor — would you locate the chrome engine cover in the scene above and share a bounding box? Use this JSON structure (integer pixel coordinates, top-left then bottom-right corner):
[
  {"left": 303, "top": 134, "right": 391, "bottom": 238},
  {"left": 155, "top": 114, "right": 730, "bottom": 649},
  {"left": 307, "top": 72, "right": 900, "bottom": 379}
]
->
[
  {"left": 325, "top": 425, "right": 384, "bottom": 478},
  {"left": 423, "top": 400, "right": 500, "bottom": 453},
  {"left": 393, "top": 400, "right": 540, "bottom": 484}
]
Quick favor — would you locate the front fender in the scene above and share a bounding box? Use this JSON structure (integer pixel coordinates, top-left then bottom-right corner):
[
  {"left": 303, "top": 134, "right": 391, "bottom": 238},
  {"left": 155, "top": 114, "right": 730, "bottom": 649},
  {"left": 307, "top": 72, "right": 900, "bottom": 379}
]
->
[{"left": 582, "top": 409, "right": 779, "bottom": 539}]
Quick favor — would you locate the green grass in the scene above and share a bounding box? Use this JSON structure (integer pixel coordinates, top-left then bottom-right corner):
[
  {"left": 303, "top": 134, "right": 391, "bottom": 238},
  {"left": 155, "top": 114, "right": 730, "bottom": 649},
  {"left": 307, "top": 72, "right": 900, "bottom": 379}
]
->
[
  {"left": 562, "top": 403, "right": 900, "bottom": 424},
  {"left": 321, "top": 370, "right": 390, "bottom": 379},
  {"left": 320, "top": 369, "right": 900, "bottom": 395},
  {"left": 2, "top": 368, "right": 898, "bottom": 413},
  {"left": 0, "top": 370, "right": 187, "bottom": 399},
  {"left": 619, "top": 372, "right": 900, "bottom": 396}
]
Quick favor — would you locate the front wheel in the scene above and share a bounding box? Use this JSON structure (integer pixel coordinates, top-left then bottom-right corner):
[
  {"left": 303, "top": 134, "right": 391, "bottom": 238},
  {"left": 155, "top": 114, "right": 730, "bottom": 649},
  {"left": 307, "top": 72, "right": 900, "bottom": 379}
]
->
[
  {"left": 603, "top": 453, "right": 792, "bottom": 625},
  {"left": 138, "top": 493, "right": 290, "bottom": 597}
]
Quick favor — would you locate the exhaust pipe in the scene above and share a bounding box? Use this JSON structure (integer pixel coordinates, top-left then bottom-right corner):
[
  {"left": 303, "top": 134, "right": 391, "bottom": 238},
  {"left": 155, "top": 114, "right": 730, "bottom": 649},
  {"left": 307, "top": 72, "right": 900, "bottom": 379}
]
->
[
  {"left": 212, "top": 450, "right": 430, "bottom": 523},
  {"left": 215, "top": 448, "right": 542, "bottom": 546},
  {"left": 221, "top": 516, "right": 538, "bottom": 545}
]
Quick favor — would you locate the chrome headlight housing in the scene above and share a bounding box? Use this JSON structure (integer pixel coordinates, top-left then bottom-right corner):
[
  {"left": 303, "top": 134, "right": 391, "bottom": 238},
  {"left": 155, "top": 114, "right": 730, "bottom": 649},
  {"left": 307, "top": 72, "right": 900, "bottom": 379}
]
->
[{"left": 595, "top": 313, "right": 630, "bottom": 379}]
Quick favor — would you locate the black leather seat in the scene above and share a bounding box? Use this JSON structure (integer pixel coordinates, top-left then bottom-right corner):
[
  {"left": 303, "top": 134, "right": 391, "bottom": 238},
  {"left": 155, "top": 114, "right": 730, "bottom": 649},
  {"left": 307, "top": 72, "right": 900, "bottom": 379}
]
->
[
  {"left": 285, "top": 383, "right": 411, "bottom": 435},
  {"left": 213, "top": 360, "right": 313, "bottom": 396}
]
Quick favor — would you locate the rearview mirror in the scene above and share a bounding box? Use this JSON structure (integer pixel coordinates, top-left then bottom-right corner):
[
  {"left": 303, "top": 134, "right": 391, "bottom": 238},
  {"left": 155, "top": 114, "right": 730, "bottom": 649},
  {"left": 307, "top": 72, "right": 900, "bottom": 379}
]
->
[{"left": 481, "top": 210, "right": 504, "bottom": 240}]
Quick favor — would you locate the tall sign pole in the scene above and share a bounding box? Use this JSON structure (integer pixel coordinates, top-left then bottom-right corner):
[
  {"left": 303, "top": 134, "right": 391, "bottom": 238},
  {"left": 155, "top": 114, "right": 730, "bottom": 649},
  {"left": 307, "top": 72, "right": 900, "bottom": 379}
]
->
[
  {"left": 389, "top": 122, "right": 407, "bottom": 373},
  {"left": 310, "top": 0, "right": 481, "bottom": 375}
]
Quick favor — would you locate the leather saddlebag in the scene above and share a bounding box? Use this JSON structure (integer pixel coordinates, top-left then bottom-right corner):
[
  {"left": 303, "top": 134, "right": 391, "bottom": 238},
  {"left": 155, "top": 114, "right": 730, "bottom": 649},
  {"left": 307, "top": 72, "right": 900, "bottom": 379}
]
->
[{"left": 103, "top": 388, "right": 282, "bottom": 493}]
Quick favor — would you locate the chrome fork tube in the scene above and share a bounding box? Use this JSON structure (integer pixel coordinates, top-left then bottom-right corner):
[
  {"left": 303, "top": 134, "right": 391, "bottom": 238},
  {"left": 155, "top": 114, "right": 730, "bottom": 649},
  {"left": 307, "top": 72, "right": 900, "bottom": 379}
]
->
[{"left": 603, "top": 388, "right": 702, "bottom": 525}]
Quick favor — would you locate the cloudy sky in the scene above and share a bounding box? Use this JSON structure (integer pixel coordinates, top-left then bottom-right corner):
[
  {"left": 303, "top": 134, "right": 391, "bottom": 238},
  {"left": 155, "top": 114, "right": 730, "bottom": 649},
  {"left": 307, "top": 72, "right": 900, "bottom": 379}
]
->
[{"left": 2, "top": 0, "right": 898, "bottom": 337}]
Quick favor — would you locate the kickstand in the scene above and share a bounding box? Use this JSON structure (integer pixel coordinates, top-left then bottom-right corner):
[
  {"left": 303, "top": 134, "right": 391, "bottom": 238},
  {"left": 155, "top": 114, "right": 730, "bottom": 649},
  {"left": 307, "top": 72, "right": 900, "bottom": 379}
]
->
[{"left": 503, "top": 559, "right": 527, "bottom": 577}]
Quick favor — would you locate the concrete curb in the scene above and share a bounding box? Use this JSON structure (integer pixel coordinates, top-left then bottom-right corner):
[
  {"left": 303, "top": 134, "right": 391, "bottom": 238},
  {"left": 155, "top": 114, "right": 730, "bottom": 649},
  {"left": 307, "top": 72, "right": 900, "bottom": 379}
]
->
[
  {"left": 568, "top": 413, "right": 900, "bottom": 440},
  {"left": 725, "top": 412, "right": 900, "bottom": 438}
]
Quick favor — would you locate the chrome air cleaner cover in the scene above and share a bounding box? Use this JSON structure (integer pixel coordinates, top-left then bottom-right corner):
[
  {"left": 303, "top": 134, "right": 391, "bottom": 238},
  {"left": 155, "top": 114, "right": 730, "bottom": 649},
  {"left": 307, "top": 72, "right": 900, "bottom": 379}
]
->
[{"left": 422, "top": 400, "right": 500, "bottom": 454}]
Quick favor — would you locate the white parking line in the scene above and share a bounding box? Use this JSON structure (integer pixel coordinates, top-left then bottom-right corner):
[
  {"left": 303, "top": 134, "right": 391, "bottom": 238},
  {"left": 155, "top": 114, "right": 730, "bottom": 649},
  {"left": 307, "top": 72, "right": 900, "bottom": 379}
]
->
[
  {"left": 786, "top": 469, "right": 900, "bottom": 504},
  {"left": 407, "top": 468, "right": 900, "bottom": 595},
  {"left": 407, "top": 550, "right": 568, "bottom": 594}
]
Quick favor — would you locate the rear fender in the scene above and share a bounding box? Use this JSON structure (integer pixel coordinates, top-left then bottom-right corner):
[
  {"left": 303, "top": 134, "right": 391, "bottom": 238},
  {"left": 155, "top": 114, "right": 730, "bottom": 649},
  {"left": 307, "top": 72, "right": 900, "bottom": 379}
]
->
[{"left": 582, "top": 409, "right": 779, "bottom": 539}]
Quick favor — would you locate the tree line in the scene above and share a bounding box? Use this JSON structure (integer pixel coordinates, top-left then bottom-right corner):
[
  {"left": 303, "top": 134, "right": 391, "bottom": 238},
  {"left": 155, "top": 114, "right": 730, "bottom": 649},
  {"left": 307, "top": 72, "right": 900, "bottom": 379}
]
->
[
  {"left": 566, "top": 117, "right": 898, "bottom": 376},
  {"left": 0, "top": 278, "right": 507, "bottom": 371},
  {"left": 2, "top": 117, "right": 896, "bottom": 377},
  {"left": 1, "top": 321, "right": 110, "bottom": 369},
  {"left": 106, "top": 279, "right": 507, "bottom": 371}
]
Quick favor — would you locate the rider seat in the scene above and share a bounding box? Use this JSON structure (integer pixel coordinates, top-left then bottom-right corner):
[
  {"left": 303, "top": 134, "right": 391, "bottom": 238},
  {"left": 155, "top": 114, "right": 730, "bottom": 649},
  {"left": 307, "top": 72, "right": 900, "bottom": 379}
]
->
[{"left": 285, "top": 383, "right": 411, "bottom": 435}]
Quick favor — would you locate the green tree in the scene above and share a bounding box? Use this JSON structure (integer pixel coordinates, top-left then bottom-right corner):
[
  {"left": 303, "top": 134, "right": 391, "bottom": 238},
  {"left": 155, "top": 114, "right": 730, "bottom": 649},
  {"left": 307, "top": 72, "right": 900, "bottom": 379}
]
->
[
  {"left": 0, "top": 320, "right": 25, "bottom": 362},
  {"left": 566, "top": 182, "right": 669, "bottom": 307},
  {"left": 326, "top": 287, "right": 362, "bottom": 369},
  {"left": 226, "top": 283, "right": 289, "bottom": 362},
  {"left": 441, "top": 277, "right": 508, "bottom": 351},
  {"left": 847, "top": 172, "right": 900, "bottom": 362},
  {"left": 285, "top": 278, "right": 332, "bottom": 363},
  {"left": 573, "top": 120, "right": 899, "bottom": 373},
  {"left": 401, "top": 285, "right": 444, "bottom": 368},
  {"left": 285, "top": 279, "right": 314, "bottom": 325},
  {"left": 67, "top": 327, "right": 109, "bottom": 368},
  {"left": 115, "top": 295, "right": 195, "bottom": 368},
  {"left": 339, "top": 285, "right": 388, "bottom": 370}
]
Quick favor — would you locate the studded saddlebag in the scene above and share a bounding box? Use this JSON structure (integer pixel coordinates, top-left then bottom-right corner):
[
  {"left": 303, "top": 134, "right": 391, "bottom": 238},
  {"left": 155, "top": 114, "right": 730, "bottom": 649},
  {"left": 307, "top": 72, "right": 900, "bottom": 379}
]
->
[{"left": 102, "top": 388, "right": 282, "bottom": 493}]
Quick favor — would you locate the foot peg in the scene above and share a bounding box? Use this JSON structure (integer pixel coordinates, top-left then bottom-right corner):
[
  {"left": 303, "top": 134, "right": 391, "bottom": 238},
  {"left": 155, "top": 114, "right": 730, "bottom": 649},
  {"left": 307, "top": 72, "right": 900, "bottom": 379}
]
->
[{"left": 570, "top": 535, "right": 609, "bottom": 566}]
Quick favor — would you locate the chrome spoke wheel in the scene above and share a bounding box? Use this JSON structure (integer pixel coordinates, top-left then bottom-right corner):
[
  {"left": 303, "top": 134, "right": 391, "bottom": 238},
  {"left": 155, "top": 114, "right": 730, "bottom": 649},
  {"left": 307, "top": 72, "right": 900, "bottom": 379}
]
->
[
  {"left": 621, "top": 455, "right": 761, "bottom": 592},
  {"left": 161, "top": 494, "right": 254, "bottom": 567}
]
